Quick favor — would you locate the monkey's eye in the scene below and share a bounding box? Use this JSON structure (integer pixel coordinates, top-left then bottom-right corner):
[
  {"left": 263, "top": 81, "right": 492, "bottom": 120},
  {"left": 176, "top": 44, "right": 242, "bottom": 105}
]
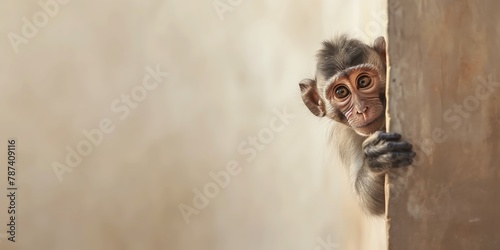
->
[
  {"left": 334, "top": 86, "right": 350, "bottom": 99},
  {"left": 357, "top": 75, "right": 372, "bottom": 88}
]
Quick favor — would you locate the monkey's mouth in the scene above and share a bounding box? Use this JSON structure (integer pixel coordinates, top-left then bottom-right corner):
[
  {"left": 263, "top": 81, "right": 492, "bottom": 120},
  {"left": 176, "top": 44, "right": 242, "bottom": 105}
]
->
[
  {"left": 352, "top": 116, "right": 385, "bottom": 136},
  {"left": 354, "top": 116, "right": 382, "bottom": 128}
]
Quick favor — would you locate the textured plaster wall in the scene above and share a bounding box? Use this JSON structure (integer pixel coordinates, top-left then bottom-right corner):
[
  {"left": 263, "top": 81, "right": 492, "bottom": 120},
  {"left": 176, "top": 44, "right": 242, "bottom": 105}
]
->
[{"left": 387, "top": 1, "right": 500, "bottom": 249}]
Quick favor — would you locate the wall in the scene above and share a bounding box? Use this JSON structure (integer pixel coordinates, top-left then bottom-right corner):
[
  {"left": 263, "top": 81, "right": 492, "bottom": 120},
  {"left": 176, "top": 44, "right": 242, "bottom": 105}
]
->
[
  {"left": 386, "top": 1, "right": 500, "bottom": 249},
  {"left": 0, "top": 1, "right": 386, "bottom": 249}
]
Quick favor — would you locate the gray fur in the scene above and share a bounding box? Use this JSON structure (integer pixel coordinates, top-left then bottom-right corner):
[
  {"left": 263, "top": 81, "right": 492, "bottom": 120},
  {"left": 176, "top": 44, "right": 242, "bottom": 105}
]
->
[{"left": 301, "top": 35, "right": 415, "bottom": 216}]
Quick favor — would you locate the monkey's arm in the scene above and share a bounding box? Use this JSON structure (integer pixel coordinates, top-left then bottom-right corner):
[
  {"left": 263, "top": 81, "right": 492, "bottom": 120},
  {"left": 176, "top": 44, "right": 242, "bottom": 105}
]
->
[
  {"left": 354, "top": 164, "right": 386, "bottom": 215},
  {"left": 355, "top": 132, "right": 415, "bottom": 215}
]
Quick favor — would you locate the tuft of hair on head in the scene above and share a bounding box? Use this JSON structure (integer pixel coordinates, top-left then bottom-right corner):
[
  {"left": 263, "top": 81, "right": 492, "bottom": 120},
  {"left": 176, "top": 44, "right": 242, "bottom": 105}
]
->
[{"left": 316, "top": 35, "right": 370, "bottom": 81}]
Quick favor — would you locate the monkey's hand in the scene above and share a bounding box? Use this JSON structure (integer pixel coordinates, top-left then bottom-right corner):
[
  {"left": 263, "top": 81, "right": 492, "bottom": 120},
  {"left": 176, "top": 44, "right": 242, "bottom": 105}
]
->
[{"left": 362, "top": 131, "right": 416, "bottom": 173}]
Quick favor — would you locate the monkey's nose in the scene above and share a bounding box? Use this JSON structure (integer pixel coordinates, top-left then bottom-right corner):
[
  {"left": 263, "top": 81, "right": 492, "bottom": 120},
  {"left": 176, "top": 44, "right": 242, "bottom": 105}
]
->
[{"left": 356, "top": 106, "right": 368, "bottom": 114}]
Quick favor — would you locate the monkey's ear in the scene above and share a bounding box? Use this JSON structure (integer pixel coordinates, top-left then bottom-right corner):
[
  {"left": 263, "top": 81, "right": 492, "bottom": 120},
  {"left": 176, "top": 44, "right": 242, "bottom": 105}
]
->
[
  {"left": 373, "top": 36, "right": 386, "bottom": 63},
  {"left": 299, "top": 79, "right": 326, "bottom": 117}
]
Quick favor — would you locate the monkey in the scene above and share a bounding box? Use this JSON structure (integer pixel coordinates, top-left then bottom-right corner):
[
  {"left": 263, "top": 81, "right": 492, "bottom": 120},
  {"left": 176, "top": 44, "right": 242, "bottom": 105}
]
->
[{"left": 299, "top": 35, "right": 415, "bottom": 215}]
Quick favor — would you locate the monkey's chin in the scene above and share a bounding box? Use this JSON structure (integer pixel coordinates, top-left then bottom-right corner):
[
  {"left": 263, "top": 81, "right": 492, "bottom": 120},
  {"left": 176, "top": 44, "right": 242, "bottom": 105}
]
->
[{"left": 352, "top": 116, "right": 385, "bottom": 137}]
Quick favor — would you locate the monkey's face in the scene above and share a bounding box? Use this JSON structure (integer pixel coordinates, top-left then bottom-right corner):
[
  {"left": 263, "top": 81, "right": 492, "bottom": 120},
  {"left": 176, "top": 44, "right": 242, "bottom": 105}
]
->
[
  {"left": 299, "top": 35, "right": 387, "bottom": 137},
  {"left": 325, "top": 67, "right": 385, "bottom": 136}
]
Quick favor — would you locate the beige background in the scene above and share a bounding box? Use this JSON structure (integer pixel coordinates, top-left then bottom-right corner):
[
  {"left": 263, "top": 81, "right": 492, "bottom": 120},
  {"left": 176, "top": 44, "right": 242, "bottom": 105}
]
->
[{"left": 0, "top": 1, "right": 386, "bottom": 249}]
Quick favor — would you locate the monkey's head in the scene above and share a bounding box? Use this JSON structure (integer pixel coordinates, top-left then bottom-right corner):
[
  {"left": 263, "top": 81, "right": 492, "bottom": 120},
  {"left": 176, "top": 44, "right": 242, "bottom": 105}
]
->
[{"left": 299, "top": 35, "right": 387, "bottom": 137}]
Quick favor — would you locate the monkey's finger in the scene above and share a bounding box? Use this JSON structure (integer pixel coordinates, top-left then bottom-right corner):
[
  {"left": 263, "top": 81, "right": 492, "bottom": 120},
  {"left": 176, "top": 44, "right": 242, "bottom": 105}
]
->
[
  {"left": 391, "top": 151, "right": 416, "bottom": 160},
  {"left": 377, "top": 132, "right": 402, "bottom": 141},
  {"left": 394, "top": 159, "right": 413, "bottom": 167},
  {"left": 379, "top": 152, "right": 415, "bottom": 164},
  {"left": 368, "top": 154, "right": 414, "bottom": 170},
  {"left": 386, "top": 141, "right": 413, "bottom": 152},
  {"left": 364, "top": 145, "right": 386, "bottom": 158},
  {"left": 364, "top": 142, "right": 412, "bottom": 157},
  {"left": 393, "top": 155, "right": 415, "bottom": 168},
  {"left": 363, "top": 131, "right": 401, "bottom": 148}
]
